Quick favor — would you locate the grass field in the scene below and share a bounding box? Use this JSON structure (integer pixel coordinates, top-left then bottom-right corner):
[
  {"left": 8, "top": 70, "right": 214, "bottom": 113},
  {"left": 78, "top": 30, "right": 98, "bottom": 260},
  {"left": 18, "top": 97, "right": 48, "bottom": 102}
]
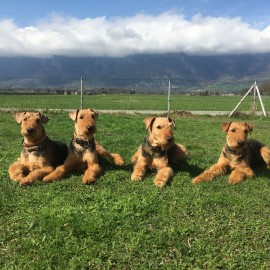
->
[
  {"left": 0, "top": 94, "right": 269, "bottom": 112},
  {"left": 1, "top": 111, "right": 270, "bottom": 269}
]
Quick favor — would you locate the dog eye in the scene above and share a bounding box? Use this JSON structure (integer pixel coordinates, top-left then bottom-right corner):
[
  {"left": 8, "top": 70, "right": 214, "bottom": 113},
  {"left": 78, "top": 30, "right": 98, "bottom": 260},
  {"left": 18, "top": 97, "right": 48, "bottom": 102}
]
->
[
  {"left": 231, "top": 129, "right": 236, "bottom": 133},
  {"left": 79, "top": 115, "right": 84, "bottom": 119},
  {"left": 91, "top": 114, "right": 95, "bottom": 119},
  {"left": 156, "top": 125, "right": 162, "bottom": 129}
]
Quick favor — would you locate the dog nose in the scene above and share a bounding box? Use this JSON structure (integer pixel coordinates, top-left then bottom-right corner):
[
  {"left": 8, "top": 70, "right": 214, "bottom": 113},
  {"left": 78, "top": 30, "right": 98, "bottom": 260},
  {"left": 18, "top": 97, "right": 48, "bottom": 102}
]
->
[
  {"left": 26, "top": 127, "right": 34, "bottom": 134},
  {"left": 237, "top": 140, "right": 245, "bottom": 146},
  {"left": 167, "top": 136, "right": 173, "bottom": 143},
  {"left": 87, "top": 125, "right": 94, "bottom": 132}
]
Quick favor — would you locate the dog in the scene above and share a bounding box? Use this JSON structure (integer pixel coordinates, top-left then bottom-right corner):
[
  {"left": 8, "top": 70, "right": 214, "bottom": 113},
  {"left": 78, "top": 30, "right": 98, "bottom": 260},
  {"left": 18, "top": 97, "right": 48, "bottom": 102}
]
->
[
  {"left": 131, "top": 116, "right": 187, "bottom": 187},
  {"left": 8, "top": 112, "right": 68, "bottom": 186},
  {"left": 192, "top": 122, "right": 270, "bottom": 184},
  {"left": 43, "top": 109, "right": 124, "bottom": 184}
]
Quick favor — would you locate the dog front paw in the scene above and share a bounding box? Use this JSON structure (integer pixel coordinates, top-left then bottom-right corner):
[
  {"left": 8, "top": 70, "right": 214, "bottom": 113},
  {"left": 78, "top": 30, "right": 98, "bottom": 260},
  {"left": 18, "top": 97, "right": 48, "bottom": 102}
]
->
[
  {"left": 82, "top": 171, "right": 97, "bottom": 184},
  {"left": 9, "top": 169, "right": 26, "bottom": 182},
  {"left": 228, "top": 169, "right": 254, "bottom": 184},
  {"left": 153, "top": 167, "right": 172, "bottom": 187},
  {"left": 228, "top": 178, "right": 243, "bottom": 185},
  {"left": 154, "top": 179, "right": 166, "bottom": 188},
  {"left": 10, "top": 174, "right": 24, "bottom": 182},
  {"left": 192, "top": 176, "right": 203, "bottom": 184},
  {"left": 82, "top": 176, "right": 96, "bottom": 184},
  {"left": 131, "top": 172, "right": 143, "bottom": 181},
  {"left": 43, "top": 175, "right": 55, "bottom": 183},
  {"left": 19, "top": 178, "right": 36, "bottom": 186},
  {"left": 111, "top": 154, "right": 125, "bottom": 166}
]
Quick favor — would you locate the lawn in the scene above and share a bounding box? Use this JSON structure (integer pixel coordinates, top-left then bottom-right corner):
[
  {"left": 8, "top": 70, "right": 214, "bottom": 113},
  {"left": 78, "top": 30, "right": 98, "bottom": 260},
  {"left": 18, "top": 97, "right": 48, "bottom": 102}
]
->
[
  {"left": 0, "top": 94, "right": 269, "bottom": 112},
  {"left": 1, "top": 111, "right": 270, "bottom": 269}
]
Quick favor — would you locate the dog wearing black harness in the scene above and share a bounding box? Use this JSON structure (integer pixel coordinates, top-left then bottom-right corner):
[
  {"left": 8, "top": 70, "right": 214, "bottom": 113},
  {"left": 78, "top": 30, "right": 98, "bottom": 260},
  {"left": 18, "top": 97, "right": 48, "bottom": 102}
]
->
[
  {"left": 8, "top": 112, "right": 68, "bottom": 186},
  {"left": 193, "top": 122, "right": 270, "bottom": 184},
  {"left": 43, "top": 109, "right": 124, "bottom": 184},
  {"left": 131, "top": 116, "right": 187, "bottom": 187}
]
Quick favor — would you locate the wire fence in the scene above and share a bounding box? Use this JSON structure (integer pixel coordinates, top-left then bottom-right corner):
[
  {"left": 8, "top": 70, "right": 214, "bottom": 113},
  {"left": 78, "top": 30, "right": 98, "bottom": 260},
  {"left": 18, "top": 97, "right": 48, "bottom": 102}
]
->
[{"left": 0, "top": 76, "right": 269, "bottom": 115}]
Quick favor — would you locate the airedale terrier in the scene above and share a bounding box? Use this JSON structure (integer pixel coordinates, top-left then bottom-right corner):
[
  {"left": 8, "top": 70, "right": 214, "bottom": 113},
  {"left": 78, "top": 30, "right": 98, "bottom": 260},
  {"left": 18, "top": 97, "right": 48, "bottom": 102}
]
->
[
  {"left": 8, "top": 112, "right": 68, "bottom": 186},
  {"left": 43, "top": 109, "right": 124, "bottom": 184},
  {"left": 131, "top": 116, "right": 187, "bottom": 187},
  {"left": 192, "top": 121, "right": 270, "bottom": 185}
]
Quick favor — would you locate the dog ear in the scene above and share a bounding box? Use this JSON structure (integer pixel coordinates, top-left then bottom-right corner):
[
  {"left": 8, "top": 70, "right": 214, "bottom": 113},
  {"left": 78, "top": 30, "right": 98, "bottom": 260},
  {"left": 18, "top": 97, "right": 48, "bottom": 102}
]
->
[
  {"left": 39, "top": 113, "right": 49, "bottom": 124},
  {"left": 144, "top": 117, "right": 156, "bottom": 131},
  {"left": 245, "top": 122, "right": 253, "bottom": 134},
  {"left": 13, "top": 112, "right": 26, "bottom": 124},
  {"left": 90, "top": 109, "right": 98, "bottom": 120},
  {"left": 69, "top": 110, "right": 79, "bottom": 121},
  {"left": 221, "top": 122, "right": 232, "bottom": 132},
  {"left": 168, "top": 117, "right": 176, "bottom": 128}
]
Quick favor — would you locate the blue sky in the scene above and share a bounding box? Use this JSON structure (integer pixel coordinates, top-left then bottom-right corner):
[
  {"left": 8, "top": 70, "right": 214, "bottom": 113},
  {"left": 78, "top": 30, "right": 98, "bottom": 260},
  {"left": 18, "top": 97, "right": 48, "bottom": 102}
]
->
[
  {"left": 1, "top": 0, "right": 270, "bottom": 27},
  {"left": 0, "top": 0, "right": 270, "bottom": 57}
]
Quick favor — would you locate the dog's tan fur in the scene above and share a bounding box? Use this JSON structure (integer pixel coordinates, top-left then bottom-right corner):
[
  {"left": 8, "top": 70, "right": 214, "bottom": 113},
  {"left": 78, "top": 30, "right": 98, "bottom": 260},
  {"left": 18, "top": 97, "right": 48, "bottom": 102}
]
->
[
  {"left": 43, "top": 109, "right": 124, "bottom": 184},
  {"left": 131, "top": 117, "right": 187, "bottom": 187},
  {"left": 193, "top": 122, "right": 270, "bottom": 184},
  {"left": 8, "top": 112, "right": 68, "bottom": 186}
]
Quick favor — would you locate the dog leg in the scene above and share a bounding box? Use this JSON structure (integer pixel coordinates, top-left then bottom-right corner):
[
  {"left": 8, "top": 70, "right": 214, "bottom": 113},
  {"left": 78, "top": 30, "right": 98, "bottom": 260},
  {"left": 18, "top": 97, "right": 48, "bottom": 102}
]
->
[
  {"left": 96, "top": 142, "right": 124, "bottom": 166},
  {"left": 82, "top": 163, "right": 101, "bottom": 184},
  {"left": 43, "top": 164, "right": 73, "bottom": 182},
  {"left": 43, "top": 156, "right": 76, "bottom": 182},
  {"left": 152, "top": 157, "right": 173, "bottom": 187},
  {"left": 9, "top": 161, "right": 29, "bottom": 182},
  {"left": 228, "top": 167, "right": 255, "bottom": 184},
  {"left": 260, "top": 146, "right": 270, "bottom": 168},
  {"left": 110, "top": 153, "right": 125, "bottom": 166},
  {"left": 131, "top": 156, "right": 148, "bottom": 181},
  {"left": 192, "top": 163, "right": 227, "bottom": 184},
  {"left": 154, "top": 166, "right": 174, "bottom": 188},
  {"left": 20, "top": 166, "right": 54, "bottom": 186}
]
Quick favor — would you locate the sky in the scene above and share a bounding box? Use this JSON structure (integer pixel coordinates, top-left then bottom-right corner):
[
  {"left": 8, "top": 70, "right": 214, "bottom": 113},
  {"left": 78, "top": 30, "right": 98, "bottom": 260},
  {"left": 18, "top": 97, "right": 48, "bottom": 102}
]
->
[{"left": 0, "top": 0, "right": 270, "bottom": 57}]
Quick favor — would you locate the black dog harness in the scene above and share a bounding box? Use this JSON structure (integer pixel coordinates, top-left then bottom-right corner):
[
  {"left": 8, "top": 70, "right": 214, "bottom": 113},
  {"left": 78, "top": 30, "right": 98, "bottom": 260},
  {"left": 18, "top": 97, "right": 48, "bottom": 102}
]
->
[
  {"left": 141, "top": 138, "right": 167, "bottom": 158},
  {"left": 222, "top": 144, "right": 248, "bottom": 162},
  {"left": 222, "top": 139, "right": 265, "bottom": 167},
  {"left": 71, "top": 135, "right": 96, "bottom": 152}
]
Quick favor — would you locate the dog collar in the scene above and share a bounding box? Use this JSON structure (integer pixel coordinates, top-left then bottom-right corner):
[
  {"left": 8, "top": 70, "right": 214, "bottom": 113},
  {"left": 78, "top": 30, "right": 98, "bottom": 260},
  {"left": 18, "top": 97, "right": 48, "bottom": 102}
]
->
[
  {"left": 72, "top": 135, "right": 96, "bottom": 151},
  {"left": 223, "top": 144, "right": 248, "bottom": 159},
  {"left": 142, "top": 138, "right": 166, "bottom": 158},
  {"left": 22, "top": 137, "right": 49, "bottom": 152}
]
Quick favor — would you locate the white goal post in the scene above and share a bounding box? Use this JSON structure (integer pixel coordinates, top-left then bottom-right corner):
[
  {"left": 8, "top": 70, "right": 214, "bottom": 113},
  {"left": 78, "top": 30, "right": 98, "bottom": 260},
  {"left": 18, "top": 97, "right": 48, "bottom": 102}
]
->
[{"left": 229, "top": 81, "right": 267, "bottom": 117}]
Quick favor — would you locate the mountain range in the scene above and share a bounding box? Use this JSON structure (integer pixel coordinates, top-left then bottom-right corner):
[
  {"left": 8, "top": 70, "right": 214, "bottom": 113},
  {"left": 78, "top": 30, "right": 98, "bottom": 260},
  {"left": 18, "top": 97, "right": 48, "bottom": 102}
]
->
[{"left": 0, "top": 53, "right": 270, "bottom": 81}]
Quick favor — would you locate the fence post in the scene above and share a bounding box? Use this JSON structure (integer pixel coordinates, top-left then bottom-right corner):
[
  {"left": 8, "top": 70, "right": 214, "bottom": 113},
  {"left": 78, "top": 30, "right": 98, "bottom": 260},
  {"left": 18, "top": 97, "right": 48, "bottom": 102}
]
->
[
  {"left": 167, "top": 77, "right": 171, "bottom": 116},
  {"left": 80, "top": 76, "right": 84, "bottom": 109},
  {"left": 252, "top": 81, "right": 257, "bottom": 114}
]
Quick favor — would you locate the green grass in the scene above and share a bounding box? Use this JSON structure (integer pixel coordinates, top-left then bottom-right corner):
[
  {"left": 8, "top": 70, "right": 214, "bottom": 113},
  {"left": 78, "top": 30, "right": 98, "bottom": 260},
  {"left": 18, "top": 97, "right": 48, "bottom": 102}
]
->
[
  {"left": 1, "top": 94, "right": 269, "bottom": 112},
  {"left": 1, "top": 112, "right": 270, "bottom": 269}
]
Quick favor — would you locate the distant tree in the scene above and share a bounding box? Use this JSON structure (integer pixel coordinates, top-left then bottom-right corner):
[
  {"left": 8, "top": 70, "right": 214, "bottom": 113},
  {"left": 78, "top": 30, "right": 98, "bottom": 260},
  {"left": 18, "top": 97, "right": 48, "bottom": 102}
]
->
[
  {"left": 259, "top": 82, "right": 270, "bottom": 95},
  {"left": 240, "top": 87, "right": 249, "bottom": 95}
]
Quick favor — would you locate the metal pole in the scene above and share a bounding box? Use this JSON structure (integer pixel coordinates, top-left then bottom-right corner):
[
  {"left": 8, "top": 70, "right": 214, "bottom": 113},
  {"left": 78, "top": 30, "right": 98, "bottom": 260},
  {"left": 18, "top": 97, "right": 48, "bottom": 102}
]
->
[
  {"left": 80, "top": 77, "right": 84, "bottom": 109},
  {"left": 167, "top": 77, "right": 171, "bottom": 117},
  {"left": 252, "top": 81, "right": 257, "bottom": 114},
  {"left": 255, "top": 83, "right": 267, "bottom": 116},
  {"left": 229, "top": 83, "right": 255, "bottom": 117}
]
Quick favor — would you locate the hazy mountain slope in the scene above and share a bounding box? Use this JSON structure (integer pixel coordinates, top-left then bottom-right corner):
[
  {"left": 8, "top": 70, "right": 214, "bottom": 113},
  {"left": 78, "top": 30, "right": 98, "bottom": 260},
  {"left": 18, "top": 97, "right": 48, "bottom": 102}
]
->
[{"left": 0, "top": 53, "right": 269, "bottom": 80}]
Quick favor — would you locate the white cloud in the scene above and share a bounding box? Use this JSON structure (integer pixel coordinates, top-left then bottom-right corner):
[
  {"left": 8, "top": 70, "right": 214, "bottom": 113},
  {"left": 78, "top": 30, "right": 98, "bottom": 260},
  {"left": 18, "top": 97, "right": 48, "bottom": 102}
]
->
[{"left": 0, "top": 11, "right": 270, "bottom": 57}]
